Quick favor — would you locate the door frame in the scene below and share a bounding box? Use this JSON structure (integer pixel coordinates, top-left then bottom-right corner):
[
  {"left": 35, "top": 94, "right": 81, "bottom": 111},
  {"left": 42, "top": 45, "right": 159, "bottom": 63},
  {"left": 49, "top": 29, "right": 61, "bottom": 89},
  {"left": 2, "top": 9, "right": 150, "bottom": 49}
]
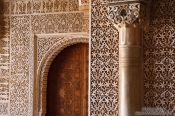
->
[{"left": 33, "top": 34, "right": 89, "bottom": 116}]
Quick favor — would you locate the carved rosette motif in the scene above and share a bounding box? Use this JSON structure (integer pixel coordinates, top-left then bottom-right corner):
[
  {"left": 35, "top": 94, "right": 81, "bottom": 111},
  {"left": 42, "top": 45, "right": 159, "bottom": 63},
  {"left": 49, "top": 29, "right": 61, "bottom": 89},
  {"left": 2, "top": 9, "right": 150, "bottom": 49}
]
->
[{"left": 11, "top": 0, "right": 79, "bottom": 14}]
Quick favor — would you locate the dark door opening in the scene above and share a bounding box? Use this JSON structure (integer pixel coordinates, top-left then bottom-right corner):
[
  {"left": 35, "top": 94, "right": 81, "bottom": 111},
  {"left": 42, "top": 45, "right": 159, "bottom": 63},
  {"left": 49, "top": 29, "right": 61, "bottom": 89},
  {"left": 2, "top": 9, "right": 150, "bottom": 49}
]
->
[{"left": 46, "top": 43, "right": 89, "bottom": 116}]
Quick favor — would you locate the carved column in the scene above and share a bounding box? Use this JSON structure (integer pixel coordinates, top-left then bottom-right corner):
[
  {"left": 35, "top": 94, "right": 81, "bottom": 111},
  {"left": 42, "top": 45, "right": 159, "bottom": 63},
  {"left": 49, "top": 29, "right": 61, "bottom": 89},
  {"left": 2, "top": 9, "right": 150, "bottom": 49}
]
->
[{"left": 108, "top": 0, "right": 151, "bottom": 116}]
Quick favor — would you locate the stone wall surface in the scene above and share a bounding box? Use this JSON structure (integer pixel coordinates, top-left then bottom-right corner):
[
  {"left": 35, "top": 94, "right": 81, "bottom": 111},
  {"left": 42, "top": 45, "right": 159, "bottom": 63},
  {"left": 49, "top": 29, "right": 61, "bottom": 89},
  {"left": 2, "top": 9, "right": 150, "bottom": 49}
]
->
[
  {"left": 91, "top": 0, "right": 175, "bottom": 115},
  {"left": 0, "top": 0, "right": 175, "bottom": 116},
  {"left": 143, "top": 0, "right": 175, "bottom": 114},
  {"left": 0, "top": 0, "right": 89, "bottom": 115},
  {"left": 91, "top": 1, "right": 119, "bottom": 116}
]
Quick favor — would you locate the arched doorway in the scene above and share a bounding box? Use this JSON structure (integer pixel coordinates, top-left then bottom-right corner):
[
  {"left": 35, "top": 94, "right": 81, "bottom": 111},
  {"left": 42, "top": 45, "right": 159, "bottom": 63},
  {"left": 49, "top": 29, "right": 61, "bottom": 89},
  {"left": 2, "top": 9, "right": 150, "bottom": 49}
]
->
[{"left": 46, "top": 43, "right": 88, "bottom": 116}]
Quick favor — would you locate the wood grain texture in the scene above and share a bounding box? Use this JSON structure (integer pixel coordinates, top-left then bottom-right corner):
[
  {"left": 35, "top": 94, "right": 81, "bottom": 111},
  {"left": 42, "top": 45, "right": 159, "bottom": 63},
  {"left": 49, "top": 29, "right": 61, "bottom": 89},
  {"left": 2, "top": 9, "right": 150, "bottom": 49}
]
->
[{"left": 46, "top": 43, "right": 88, "bottom": 116}]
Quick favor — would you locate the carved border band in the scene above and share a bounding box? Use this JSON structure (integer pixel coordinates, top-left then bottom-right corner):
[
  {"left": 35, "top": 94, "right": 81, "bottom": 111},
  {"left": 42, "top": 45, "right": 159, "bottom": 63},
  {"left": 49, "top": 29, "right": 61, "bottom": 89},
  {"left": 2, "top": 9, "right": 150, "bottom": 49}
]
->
[{"left": 34, "top": 34, "right": 89, "bottom": 115}]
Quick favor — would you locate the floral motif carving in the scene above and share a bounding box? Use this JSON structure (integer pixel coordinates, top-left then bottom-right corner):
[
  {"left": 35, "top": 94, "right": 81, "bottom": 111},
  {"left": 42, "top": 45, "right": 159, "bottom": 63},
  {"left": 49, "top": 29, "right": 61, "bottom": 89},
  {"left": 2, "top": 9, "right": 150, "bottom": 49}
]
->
[
  {"left": 37, "top": 37, "right": 63, "bottom": 64},
  {"left": 81, "top": 0, "right": 89, "bottom": 5},
  {"left": 1, "top": 0, "right": 89, "bottom": 115},
  {"left": 91, "top": 0, "right": 175, "bottom": 115},
  {"left": 108, "top": 2, "right": 147, "bottom": 27},
  {"left": 91, "top": 3, "right": 119, "bottom": 116},
  {"left": 11, "top": 0, "right": 79, "bottom": 15},
  {"left": 0, "top": 103, "right": 8, "bottom": 115},
  {"left": 144, "top": 19, "right": 175, "bottom": 114},
  {"left": 11, "top": 15, "right": 31, "bottom": 116},
  {"left": 31, "top": 13, "right": 84, "bottom": 34}
]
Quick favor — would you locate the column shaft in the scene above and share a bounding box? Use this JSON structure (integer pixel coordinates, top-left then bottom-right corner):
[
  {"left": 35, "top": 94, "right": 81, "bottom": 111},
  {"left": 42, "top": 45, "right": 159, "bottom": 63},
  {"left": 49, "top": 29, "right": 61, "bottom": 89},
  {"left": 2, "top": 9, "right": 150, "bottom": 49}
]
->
[{"left": 119, "top": 25, "right": 143, "bottom": 116}]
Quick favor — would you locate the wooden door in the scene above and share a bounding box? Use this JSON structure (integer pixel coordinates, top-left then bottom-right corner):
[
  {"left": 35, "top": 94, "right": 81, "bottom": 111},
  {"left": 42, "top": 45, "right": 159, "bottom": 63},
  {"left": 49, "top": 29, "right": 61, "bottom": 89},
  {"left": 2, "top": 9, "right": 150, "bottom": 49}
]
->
[{"left": 46, "top": 43, "right": 88, "bottom": 116}]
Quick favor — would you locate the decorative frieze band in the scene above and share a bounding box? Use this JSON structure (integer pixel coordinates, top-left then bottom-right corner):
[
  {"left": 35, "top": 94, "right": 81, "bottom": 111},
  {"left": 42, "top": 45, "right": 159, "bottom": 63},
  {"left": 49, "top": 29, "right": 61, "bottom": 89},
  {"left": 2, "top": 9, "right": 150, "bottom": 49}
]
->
[
  {"left": 31, "top": 13, "right": 84, "bottom": 34},
  {"left": 11, "top": 0, "right": 79, "bottom": 15}
]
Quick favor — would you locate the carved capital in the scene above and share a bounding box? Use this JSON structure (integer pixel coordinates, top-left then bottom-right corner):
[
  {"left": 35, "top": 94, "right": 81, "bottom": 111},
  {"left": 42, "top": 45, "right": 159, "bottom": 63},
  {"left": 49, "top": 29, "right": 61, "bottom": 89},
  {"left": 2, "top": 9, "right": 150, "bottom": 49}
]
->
[{"left": 108, "top": 0, "right": 151, "bottom": 28}]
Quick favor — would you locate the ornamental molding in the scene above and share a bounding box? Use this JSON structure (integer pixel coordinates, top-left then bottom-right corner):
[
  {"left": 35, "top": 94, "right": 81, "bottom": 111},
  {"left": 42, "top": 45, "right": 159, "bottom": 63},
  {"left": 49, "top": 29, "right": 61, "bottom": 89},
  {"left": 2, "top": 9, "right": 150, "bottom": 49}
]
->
[
  {"left": 33, "top": 33, "right": 89, "bottom": 116},
  {"left": 108, "top": 0, "right": 152, "bottom": 28}
]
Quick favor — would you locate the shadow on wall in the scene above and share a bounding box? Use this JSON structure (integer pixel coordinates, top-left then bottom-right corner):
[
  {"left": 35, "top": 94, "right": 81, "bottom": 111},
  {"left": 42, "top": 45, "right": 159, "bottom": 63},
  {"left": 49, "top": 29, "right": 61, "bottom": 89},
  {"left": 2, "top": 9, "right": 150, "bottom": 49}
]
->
[
  {"left": 0, "top": 0, "right": 8, "bottom": 54},
  {"left": 143, "top": 0, "right": 175, "bottom": 114},
  {"left": 0, "top": 0, "right": 5, "bottom": 35}
]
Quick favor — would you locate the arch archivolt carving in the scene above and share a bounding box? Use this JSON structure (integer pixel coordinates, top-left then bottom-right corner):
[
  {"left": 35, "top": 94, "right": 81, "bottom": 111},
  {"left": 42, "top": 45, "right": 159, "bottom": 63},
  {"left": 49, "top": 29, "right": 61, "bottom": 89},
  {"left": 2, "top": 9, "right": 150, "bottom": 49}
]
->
[{"left": 34, "top": 33, "right": 89, "bottom": 116}]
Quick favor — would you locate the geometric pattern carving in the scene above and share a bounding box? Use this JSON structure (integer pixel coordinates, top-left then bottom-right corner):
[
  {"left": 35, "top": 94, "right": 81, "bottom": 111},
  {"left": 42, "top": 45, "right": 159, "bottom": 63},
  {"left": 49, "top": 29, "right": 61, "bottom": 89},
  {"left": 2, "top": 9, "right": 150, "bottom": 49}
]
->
[
  {"left": 81, "top": 0, "right": 89, "bottom": 5},
  {"left": 91, "top": 3, "right": 119, "bottom": 116},
  {"left": 37, "top": 34, "right": 89, "bottom": 66},
  {"left": 144, "top": 18, "right": 175, "bottom": 114},
  {"left": 91, "top": 0, "right": 175, "bottom": 115},
  {"left": 152, "top": 0, "right": 175, "bottom": 18},
  {"left": 1, "top": 0, "right": 174, "bottom": 115},
  {"left": 37, "top": 36, "right": 63, "bottom": 64},
  {"left": 11, "top": 15, "right": 31, "bottom": 116},
  {"left": 83, "top": 16, "right": 89, "bottom": 32},
  {"left": 3, "top": 0, "right": 88, "bottom": 116},
  {"left": 0, "top": 103, "right": 8, "bottom": 115},
  {"left": 108, "top": 2, "right": 146, "bottom": 26},
  {"left": 36, "top": 34, "right": 88, "bottom": 115},
  {"left": 31, "top": 13, "right": 84, "bottom": 34},
  {"left": 11, "top": 0, "right": 79, "bottom": 15},
  {"left": 144, "top": 0, "right": 175, "bottom": 114}
]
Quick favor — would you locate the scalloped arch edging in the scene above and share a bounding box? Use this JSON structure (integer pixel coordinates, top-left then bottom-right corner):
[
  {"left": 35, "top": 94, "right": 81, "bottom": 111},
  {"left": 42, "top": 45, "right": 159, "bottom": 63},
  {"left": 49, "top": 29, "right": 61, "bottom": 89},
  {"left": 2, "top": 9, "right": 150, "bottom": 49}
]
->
[{"left": 34, "top": 35, "right": 89, "bottom": 116}]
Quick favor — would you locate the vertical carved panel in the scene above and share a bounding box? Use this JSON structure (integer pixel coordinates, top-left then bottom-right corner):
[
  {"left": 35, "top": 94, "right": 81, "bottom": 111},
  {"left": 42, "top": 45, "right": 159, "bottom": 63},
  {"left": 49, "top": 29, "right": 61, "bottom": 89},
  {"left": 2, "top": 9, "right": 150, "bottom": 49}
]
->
[
  {"left": 144, "top": 0, "right": 175, "bottom": 114},
  {"left": 91, "top": 3, "right": 119, "bottom": 116},
  {"left": 11, "top": 16, "right": 31, "bottom": 116},
  {"left": 144, "top": 22, "right": 175, "bottom": 113}
]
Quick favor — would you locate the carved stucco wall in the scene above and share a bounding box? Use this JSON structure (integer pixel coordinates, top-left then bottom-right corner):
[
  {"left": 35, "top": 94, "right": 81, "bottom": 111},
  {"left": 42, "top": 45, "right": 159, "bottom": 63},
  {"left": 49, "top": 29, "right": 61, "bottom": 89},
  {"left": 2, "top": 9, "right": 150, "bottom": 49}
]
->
[
  {"left": 91, "top": 0, "right": 175, "bottom": 115},
  {"left": 0, "top": 0, "right": 175, "bottom": 116},
  {"left": 36, "top": 34, "right": 89, "bottom": 115},
  {"left": 144, "top": 0, "right": 175, "bottom": 114},
  {"left": 91, "top": 1, "right": 119, "bottom": 115},
  {"left": 0, "top": 0, "right": 89, "bottom": 116}
]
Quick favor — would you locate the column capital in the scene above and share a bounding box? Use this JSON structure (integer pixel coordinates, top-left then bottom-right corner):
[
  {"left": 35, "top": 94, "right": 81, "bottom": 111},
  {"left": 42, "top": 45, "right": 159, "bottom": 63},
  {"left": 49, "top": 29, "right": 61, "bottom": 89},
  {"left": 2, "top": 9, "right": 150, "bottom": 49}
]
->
[{"left": 108, "top": 0, "right": 151, "bottom": 29}]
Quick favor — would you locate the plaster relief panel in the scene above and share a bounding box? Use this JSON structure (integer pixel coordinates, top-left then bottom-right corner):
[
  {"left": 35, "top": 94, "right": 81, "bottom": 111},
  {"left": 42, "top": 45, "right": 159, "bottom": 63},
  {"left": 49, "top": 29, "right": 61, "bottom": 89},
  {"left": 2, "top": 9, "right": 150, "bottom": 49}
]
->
[
  {"left": 31, "top": 13, "right": 84, "bottom": 34},
  {"left": 81, "top": 0, "right": 89, "bottom": 5},
  {"left": 0, "top": 103, "right": 8, "bottom": 115},
  {"left": 11, "top": 0, "right": 79, "bottom": 15},
  {"left": 11, "top": 15, "right": 31, "bottom": 116},
  {"left": 91, "top": 3, "right": 119, "bottom": 116},
  {"left": 0, "top": 0, "right": 89, "bottom": 115}
]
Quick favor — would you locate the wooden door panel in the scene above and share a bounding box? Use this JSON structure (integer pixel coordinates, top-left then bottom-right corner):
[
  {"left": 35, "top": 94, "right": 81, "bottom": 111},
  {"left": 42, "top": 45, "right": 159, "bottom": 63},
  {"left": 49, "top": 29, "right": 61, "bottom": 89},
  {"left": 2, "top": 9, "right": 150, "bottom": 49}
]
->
[{"left": 47, "top": 43, "right": 88, "bottom": 116}]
